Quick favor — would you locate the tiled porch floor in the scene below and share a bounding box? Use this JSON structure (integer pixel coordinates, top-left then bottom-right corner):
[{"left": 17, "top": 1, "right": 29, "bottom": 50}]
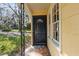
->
[{"left": 25, "top": 45, "right": 51, "bottom": 56}]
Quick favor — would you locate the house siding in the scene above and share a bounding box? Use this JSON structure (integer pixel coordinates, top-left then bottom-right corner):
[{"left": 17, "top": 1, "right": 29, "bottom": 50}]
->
[
  {"left": 47, "top": 3, "right": 79, "bottom": 56},
  {"left": 61, "top": 3, "right": 79, "bottom": 56}
]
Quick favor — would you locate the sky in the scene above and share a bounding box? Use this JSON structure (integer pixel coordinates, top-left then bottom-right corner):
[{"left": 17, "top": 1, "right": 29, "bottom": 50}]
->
[{"left": 0, "top": 3, "right": 18, "bottom": 16}]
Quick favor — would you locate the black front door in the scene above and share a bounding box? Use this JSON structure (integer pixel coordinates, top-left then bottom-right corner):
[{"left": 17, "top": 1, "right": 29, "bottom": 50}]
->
[{"left": 33, "top": 15, "right": 47, "bottom": 45}]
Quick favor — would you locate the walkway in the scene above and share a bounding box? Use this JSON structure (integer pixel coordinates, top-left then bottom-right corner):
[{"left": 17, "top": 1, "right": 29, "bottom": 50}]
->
[{"left": 25, "top": 45, "right": 50, "bottom": 56}]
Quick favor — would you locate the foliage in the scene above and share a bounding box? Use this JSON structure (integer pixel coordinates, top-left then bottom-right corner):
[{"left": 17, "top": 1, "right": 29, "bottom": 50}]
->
[
  {"left": 25, "top": 35, "right": 31, "bottom": 43},
  {"left": 1, "top": 24, "right": 12, "bottom": 32},
  {"left": 0, "top": 3, "right": 31, "bottom": 55},
  {"left": 0, "top": 34, "right": 31, "bottom": 55},
  {"left": 0, "top": 40, "right": 16, "bottom": 55},
  {"left": 11, "top": 29, "right": 19, "bottom": 32},
  {"left": 0, "top": 3, "right": 29, "bottom": 31},
  {"left": 26, "top": 23, "right": 31, "bottom": 31},
  {"left": 0, "top": 34, "right": 21, "bottom": 55}
]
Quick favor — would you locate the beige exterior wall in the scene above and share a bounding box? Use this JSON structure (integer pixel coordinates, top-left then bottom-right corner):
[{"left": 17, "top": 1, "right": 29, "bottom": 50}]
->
[
  {"left": 61, "top": 3, "right": 79, "bottom": 56},
  {"left": 47, "top": 3, "right": 79, "bottom": 56}
]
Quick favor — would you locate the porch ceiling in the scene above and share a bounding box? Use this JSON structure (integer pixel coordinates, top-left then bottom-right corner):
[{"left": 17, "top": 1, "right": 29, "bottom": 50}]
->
[{"left": 26, "top": 3, "right": 50, "bottom": 16}]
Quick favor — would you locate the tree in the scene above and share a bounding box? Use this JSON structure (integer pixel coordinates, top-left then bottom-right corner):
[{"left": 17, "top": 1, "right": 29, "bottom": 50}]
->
[
  {"left": 0, "top": 7, "right": 3, "bottom": 20},
  {"left": 0, "top": 3, "right": 21, "bottom": 31}
]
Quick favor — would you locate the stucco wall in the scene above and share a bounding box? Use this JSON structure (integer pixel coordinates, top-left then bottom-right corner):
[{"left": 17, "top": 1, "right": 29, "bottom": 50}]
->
[{"left": 61, "top": 3, "right": 79, "bottom": 56}]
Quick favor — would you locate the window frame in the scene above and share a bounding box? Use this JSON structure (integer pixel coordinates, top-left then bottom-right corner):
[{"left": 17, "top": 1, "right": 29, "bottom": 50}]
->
[{"left": 52, "top": 3, "right": 60, "bottom": 47}]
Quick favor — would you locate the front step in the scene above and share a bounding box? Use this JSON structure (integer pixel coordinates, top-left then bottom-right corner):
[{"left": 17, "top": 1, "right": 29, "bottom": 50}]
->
[{"left": 25, "top": 45, "right": 50, "bottom": 56}]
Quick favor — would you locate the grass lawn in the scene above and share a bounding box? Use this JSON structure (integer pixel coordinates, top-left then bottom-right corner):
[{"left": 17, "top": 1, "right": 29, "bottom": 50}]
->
[
  {"left": 11, "top": 29, "right": 19, "bottom": 32},
  {"left": 11, "top": 29, "right": 31, "bottom": 32}
]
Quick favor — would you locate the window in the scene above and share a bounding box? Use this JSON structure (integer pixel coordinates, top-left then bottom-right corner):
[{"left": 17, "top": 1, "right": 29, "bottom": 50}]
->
[
  {"left": 53, "top": 3, "right": 59, "bottom": 42},
  {"left": 49, "top": 14, "right": 51, "bottom": 36}
]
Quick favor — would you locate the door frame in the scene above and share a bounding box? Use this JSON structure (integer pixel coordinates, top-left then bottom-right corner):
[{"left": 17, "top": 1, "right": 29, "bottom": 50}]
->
[{"left": 32, "top": 15, "right": 47, "bottom": 46}]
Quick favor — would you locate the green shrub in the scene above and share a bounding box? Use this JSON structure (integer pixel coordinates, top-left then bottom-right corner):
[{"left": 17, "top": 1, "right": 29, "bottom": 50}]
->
[
  {"left": 9, "top": 36, "right": 21, "bottom": 45},
  {"left": 26, "top": 23, "right": 31, "bottom": 31},
  {"left": 25, "top": 35, "right": 31, "bottom": 42},
  {"left": 0, "top": 34, "right": 31, "bottom": 55},
  {"left": 0, "top": 34, "right": 21, "bottom": 55},
  {"left": 0, "top": 40, "right": 16, "bottom": 55},
  {"left": 0, "top": 25, "right": 3, "bottom": 29},
  {"left": 0, "top": 24, "right": 12, "bottom": 32}
]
